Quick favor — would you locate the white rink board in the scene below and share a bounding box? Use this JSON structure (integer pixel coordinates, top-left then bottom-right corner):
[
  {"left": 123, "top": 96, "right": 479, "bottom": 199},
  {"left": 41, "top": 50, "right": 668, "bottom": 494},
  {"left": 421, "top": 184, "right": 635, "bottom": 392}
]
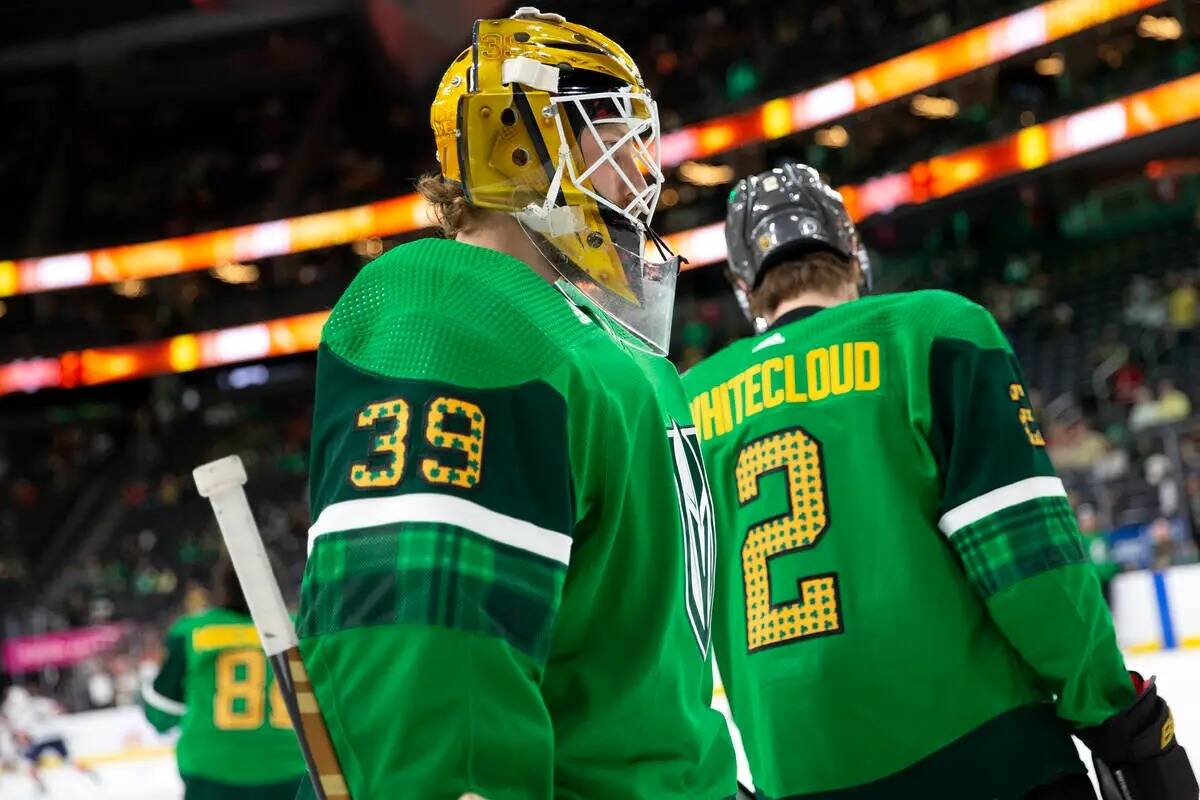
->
[
  {"left": 0, "top": 753, "right": 181, "bottom": 800},
  {"left": 1111, "top": 563, "right": 1200, "bottom": 650},
  {"left": 3, "top": 649, "right": 1198, "bottom": 799}
]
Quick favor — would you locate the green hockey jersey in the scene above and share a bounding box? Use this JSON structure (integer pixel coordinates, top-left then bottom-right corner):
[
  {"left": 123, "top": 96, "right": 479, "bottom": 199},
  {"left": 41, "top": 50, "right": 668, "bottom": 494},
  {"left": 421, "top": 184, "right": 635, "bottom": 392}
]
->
[
  {"left": 296, "top": 237, "right": 735, "bottom": 799},
  {"left": 143, "top": 607, "right": 306, "bottom": 787},
  {"left": 682, "top": 291, "right": 1133, "bottom": 800}
]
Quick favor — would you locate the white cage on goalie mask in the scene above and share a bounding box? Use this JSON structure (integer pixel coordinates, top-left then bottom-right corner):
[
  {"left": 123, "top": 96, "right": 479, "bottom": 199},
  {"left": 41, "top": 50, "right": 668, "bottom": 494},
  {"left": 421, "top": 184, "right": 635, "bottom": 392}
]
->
[{"left": 548, "top": 89, "right": 665, "bottom": 230}]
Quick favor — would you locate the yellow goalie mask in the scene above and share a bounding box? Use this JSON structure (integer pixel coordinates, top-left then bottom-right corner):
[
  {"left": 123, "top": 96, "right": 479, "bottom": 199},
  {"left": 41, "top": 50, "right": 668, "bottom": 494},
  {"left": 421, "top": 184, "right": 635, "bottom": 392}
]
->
[{"left": 431, "top": 6, "right": 680, "bottom": 353}]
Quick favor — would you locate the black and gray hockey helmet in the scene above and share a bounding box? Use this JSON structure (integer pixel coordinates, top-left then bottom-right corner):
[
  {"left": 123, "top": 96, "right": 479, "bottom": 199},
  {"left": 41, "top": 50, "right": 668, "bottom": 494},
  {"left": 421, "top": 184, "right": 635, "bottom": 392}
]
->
[{"left": 724, "top": 162, "right": 870, "bottom": 322}]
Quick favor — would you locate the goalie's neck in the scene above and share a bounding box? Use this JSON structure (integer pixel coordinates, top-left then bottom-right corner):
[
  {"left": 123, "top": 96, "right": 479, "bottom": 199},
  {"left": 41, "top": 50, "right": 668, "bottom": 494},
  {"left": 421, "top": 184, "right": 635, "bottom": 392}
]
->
[{"left": 455, "top": 212, "right": 558, "bottom": 284}]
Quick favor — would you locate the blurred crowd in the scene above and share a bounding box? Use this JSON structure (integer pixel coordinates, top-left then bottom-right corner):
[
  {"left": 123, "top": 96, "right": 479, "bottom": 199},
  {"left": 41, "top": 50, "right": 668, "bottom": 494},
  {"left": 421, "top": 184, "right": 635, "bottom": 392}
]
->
[
  {"left": 0, "top": 420, "right": 122, "bottom": 605},
  {"left": 10, "top": 0, "right": 1194, "bottom": 261},
  {"left": 0, "top": 1, "right": 855, "bottom": 254},
  {"left": 0, "top": 21, "right": 419, "bottom": 258},
  {"left": 591, "top": 0, "right": 1029, "bottom": 127},
  {"left": 2, "top": 392, "right": 313, "bottom": 710}
]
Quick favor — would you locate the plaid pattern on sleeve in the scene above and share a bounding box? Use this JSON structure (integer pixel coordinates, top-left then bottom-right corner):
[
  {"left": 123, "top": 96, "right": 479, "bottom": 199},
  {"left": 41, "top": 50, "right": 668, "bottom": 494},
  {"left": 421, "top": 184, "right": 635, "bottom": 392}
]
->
[
  {"left": 298, "top": 522, "right": 566, "bottom": 663},
  {"left": 948, "top": 495, "right": 1086, "bottom": 598}
]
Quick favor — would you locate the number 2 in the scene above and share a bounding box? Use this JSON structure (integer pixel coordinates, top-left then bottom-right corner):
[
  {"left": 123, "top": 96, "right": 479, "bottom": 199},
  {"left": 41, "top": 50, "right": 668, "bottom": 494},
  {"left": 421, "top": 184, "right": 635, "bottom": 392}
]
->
[{"left": 735, "top": 426, "right": 843, "bottom": 652}]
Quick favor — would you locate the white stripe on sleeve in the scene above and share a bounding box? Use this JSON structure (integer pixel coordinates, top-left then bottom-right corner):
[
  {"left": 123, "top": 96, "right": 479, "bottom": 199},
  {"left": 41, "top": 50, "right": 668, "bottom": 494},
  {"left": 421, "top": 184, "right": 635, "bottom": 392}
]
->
[
  {"left": 938, "top": 476, "right": 1067, "bottom": 537},
  {"left": 307, "top": 493, "right": 572, "bottom": 565},
  {"left": 141, "top": 682, "right": 186, "bottom": 717}
]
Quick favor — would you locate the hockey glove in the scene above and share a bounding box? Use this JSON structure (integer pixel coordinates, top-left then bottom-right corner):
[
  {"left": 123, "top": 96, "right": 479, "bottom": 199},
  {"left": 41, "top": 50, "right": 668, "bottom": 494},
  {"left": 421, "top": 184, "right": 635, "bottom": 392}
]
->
[{"left": 1076, "top": 673, "right": 1198, "bottom": 800}]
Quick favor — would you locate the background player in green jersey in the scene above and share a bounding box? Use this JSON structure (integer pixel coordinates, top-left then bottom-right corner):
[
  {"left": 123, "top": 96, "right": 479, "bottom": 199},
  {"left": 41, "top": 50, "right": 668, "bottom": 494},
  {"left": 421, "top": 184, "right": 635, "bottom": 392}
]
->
[
  {"left": 683, "top": 163, "right": 1197, "bottom": 800},
  {"left": 143, "top": 557, "right": 306, "bottom": 800},
  {"left": 291, "top": 7, "right": 736, "bottom": 799}
]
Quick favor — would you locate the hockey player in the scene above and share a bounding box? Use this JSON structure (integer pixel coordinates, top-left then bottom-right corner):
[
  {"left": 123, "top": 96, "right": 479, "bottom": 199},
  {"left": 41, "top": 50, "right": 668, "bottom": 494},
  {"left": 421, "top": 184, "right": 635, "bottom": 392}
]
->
[
  {"left": 143, "top": 557, "right": 306, "bottom": 799},
  {"left": 2, "top": 682, "right": 98, "bottom": 792},
  {"left": 682, "top": 163, "right": 1198, "bottom": 800},
  {"left": 292, "top": 7, "right": 736, "bottom": 799}
]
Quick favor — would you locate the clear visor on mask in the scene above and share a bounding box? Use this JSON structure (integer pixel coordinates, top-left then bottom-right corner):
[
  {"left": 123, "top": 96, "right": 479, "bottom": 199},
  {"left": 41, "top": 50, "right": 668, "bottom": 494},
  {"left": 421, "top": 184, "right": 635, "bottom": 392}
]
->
[{"left": 520, "top": 209, "right": 682, "bottom": 355}]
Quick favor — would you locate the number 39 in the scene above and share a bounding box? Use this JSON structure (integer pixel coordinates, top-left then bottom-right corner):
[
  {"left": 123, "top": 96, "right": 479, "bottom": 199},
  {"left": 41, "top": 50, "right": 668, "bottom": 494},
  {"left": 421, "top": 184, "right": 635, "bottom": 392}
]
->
[{"left": 349, "top": 395, "right": 486, "bottom": 491}]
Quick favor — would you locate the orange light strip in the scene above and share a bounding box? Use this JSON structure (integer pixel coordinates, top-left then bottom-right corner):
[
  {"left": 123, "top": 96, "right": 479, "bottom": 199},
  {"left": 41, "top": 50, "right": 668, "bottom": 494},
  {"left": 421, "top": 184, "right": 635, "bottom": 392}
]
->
[
  {"left": 0, "top": 0, "right": 1160, "bottom": 300},
  {"left": 2, "top": 196, "right": 432, "bottom": 298},
  {"left": 668, "top": 72, "right": 1200, "bottom": 268},
  {"left": 4, "top": 71, "right": 1198, "bottom": 397},
  {"left": 658, "top": 0, "right": 1160, "bottom": 165},
  {"left": 0, "top": 312, "right": 327, "bottom": 396}
]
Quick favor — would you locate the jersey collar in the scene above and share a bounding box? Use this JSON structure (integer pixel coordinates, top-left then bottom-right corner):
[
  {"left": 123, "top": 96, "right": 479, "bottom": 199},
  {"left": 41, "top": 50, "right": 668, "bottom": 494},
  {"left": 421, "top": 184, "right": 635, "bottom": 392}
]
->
[{"left": 769, "top": 305, "right": 828, "bottom": 331}]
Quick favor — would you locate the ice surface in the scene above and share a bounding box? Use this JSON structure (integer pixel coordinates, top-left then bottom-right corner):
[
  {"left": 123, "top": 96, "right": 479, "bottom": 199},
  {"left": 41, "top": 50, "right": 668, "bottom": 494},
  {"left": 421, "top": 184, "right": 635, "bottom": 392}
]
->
[{"left": 0, "top": 752, "right": 181, "bottom": 799}]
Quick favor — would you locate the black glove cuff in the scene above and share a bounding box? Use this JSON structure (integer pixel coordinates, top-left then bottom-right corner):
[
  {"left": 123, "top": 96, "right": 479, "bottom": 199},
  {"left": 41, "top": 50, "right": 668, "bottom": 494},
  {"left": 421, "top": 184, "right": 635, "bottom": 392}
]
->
[{"left": 1078, "top": 676, "right": 1174, "bottom": 763}]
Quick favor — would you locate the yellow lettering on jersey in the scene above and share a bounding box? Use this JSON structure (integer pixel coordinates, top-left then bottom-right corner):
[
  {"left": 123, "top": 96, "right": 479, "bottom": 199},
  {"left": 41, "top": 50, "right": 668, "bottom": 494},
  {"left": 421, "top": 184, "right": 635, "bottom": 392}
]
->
[
  {"left": 784, "top": 355, "right": 807, "bottom": 403},
  {"left": 1008, "top": 381, "right": 1046, "bottom": 447},
  {"left": 728, "top": 373, "right": 747, "bottom": 425},
  {"left": 718, "top": 383, "right": 734, "bottom": 434},
  {"left": 192, "top": 624, "right": 260, "bottom": 652},
  {"left": 744, "top": 363, "right": 764, "bottom": 417},
  {"left": 855, "top": 342, "right": 881, "bottom": 391},
  {"left": 690, "top": 396, "right": 707, "bottom": 440},
  {"left": 762, "top": 358, "right": 785, "bottom": 408},
  {"left": 830, "top": 343, "right": 855, "bottom": 396},
  {"left": 694, "top": 391, "right": 722, "bottom": 440},
  {"left": 690, "top": 341, "right": 883, "bottom": 441},
  {"left": 703, "top": 387, "right": 731, "bottom": 438},
  {"left": 806, "top": 348, "right": 830, "bottom": 402},
  {"left": 1019, "top": 408, "right": 1046, "bottom": 446}
]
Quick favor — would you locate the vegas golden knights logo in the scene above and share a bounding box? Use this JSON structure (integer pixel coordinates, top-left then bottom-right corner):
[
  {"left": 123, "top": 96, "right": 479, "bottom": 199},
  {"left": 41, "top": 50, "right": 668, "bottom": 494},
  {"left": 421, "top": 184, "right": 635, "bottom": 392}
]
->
[{"left": 668, "top": 421, "right": 716, "bottom": 657}]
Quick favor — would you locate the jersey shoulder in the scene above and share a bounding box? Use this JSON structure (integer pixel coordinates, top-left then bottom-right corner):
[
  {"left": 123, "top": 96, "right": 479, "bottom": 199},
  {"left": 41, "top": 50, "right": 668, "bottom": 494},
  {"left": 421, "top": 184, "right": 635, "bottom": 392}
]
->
[
  {"left": 165, "top": 610, "right": 210, "bottom": 638},
  {"left": 876, "top": 289, "right": 1004, "bottom": 346},
  {"left": 165, "top": 608, "right": 252, "bottom": 639},
  {"left": 322, "top": 237, "right": 593, "bottom": 388},
  {"left": 782, "top": 290, "right": 1004, "bottom": 352},
  {"left": 681, "top": 330, "right": 759, "bottom": 397}
]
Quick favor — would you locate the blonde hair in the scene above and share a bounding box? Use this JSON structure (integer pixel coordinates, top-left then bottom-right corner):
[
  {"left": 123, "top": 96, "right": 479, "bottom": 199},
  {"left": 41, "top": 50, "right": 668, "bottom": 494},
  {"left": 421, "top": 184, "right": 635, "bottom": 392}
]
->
[
  {"left": 748, "top": 250, "right": 859, "bottom": 319},
  {"left": 416, "top": 172, "right": 477, "bottom": 238}
]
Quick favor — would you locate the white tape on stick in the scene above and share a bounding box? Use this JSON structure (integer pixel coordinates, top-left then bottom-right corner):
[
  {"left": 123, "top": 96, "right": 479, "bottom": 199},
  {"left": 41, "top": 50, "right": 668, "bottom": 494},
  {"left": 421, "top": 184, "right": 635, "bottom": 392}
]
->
[{"left": 193, "top": 454, "right": 298, "bottom": 656}]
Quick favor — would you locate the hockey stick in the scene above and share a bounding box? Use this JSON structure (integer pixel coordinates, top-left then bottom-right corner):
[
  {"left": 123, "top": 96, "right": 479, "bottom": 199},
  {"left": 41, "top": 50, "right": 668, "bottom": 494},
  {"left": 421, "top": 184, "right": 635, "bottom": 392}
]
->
[{"left": 193, "top": 455, "right": 349, "bottom": 800}]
